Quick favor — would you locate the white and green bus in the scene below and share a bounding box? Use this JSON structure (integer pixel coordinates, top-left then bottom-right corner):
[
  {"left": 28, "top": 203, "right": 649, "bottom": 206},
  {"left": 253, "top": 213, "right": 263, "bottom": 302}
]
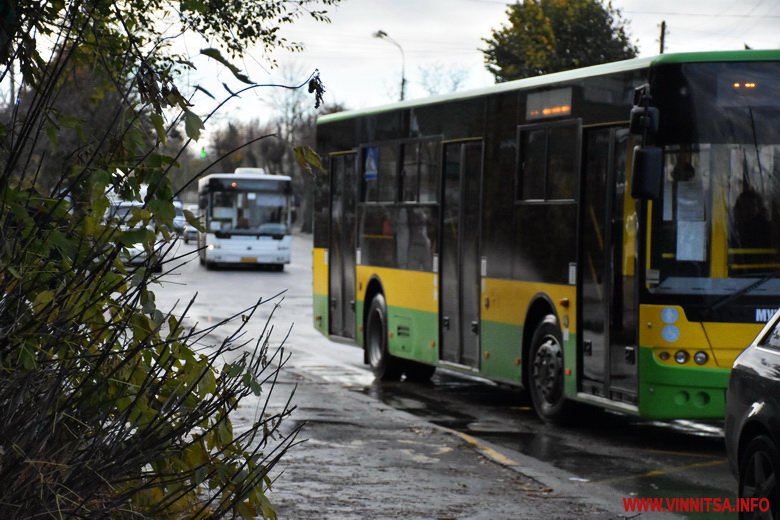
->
[{"left": 197, "top": 169, "right": 292, "bottom": 270}]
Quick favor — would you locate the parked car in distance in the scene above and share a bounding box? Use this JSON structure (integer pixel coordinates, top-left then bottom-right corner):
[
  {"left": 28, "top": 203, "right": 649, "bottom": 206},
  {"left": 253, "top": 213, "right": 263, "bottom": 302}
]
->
[
  {"left": 105, "top": 199, "right": 164, "bottom": 272},
  {"left": 173, "top": 200, "right": 186, "bottom": 234},
  {"left": 725, "top": 308, "right": 780, "bottom": 516},
  {"left": 182, "top": 203, "right": 199, "bottom": 244}
]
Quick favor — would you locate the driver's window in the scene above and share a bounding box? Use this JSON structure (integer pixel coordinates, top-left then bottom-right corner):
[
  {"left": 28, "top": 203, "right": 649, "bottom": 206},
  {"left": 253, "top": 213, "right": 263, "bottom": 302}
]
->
[{"left": 663, "top": 146, "right": 710, "bottom": 263}]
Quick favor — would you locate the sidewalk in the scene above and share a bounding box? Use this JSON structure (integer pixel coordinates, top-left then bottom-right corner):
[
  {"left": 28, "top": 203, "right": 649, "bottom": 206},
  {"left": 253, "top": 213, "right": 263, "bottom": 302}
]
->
[{"left": 258, "top": 356, "right": 623, "bottom": 520}]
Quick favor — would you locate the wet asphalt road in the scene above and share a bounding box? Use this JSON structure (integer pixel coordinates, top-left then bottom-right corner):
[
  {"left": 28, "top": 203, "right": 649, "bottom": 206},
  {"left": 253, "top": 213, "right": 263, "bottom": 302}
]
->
[
  {"left": 368, "top": 374, "right": 733, "bottom": 513},
  {"left": 154, "top": 234, "right": 737, "bottom": 519}
]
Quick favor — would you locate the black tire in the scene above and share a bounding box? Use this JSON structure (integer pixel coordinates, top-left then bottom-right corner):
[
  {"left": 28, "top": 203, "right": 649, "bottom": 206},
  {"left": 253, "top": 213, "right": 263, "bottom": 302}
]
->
[
  {"left": 739, "top": 435, "right": 780, "bottom": 519},
  {"left": 528, "top": 317, "right": 575, "bottom": 425},
  {"left": 404, "top": 361, "right": 436, "bottom": 383},
  {"left": 365, "top": 294, "right": 402, "bottom": 381}
]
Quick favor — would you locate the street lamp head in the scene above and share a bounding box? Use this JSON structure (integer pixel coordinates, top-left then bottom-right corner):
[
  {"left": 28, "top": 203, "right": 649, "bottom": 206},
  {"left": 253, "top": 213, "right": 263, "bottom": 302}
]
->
[{"left": 372, "top": 29, "right": 405, "bottom": 101}]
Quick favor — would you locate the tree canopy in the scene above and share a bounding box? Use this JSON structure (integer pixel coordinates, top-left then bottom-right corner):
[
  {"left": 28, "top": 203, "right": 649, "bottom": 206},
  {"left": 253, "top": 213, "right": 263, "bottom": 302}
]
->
[{"left": 482, "top": 0, "right": 639, "bottom": 82}]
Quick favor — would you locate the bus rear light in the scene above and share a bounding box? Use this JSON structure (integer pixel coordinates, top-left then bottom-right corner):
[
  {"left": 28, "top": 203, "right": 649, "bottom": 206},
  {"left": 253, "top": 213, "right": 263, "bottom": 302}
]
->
[
  {"left": 694, "top": 351, "right": 708, "bottom": 365},
  {"left": 674, "top": 350, "right": 689, "bottom": 364}
]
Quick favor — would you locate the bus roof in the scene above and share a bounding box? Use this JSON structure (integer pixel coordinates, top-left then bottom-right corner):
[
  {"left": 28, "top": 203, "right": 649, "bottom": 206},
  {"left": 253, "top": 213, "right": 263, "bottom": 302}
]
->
[
  {"left": 318, "top": 49, "right": 780, "bottom": 125},
  {"left": 198, "top": 172, "right": 292, "bottom": 189}
]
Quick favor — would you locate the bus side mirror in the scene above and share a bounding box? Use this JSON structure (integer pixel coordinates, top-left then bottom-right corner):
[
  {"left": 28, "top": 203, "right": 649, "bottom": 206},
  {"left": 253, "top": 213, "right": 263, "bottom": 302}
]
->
[
  {"left": 631, "top": 146, "right": 663, "bottom": 200},
  {"left": 198, "top": 194, "right": 207, "bottom": 210},
  {"left": 629, "top": 105, "right": 659, "bottom": 135}
]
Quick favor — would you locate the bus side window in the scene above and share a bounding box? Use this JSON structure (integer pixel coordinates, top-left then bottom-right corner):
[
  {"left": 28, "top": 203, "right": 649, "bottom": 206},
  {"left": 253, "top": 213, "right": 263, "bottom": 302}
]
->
[
  {"left": 362, "top": 146, "right": 379, "bottom": 202},
  {"left": 546, "top": 124, "right": 578, "bottom": 200},
  {"left": 401, "top": 139, "right": 440, "bottom": 203},
  {"left": 517, "top": 123, "right": 579, "bottom": 202},
  {"left": 377, "top": 143, "right": 398, "bottom": 202},
  {"left": 518, "top": 129, "right": 546, "bottom": 201},
  {"left": 419, "top": 140, "right": 440, "bottom": 203},
  {"left": 401, "top": 142, "right": 420, "bottom": 202}
]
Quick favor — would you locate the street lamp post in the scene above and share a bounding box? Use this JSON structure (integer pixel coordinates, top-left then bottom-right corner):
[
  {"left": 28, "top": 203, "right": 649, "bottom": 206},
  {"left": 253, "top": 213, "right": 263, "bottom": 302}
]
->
[{"left": 373, "top": 29, "right": 406, "bottom": 101}]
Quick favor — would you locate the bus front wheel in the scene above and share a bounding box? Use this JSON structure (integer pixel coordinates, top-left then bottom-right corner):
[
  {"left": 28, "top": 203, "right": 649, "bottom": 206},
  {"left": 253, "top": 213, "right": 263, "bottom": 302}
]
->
[
  {"left": 365, "top": 294, "right": 402, "bottom": 381},
  {"left": 529, "top": 317, "right": 574, "bottom": 425}
]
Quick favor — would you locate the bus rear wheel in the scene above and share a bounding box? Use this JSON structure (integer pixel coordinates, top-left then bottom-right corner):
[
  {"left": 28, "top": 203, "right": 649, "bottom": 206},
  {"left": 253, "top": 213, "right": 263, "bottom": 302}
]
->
[
  {"left": 365, "top": 294, "right": 402, "bottom": 381},
  {"left": 529, "top": 317, "right": 574, "bottom": 425}
]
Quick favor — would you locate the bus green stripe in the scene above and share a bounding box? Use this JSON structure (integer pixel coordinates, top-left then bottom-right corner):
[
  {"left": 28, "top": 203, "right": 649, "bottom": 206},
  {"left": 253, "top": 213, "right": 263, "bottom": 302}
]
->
[
  {"left": 479, "top": 320, "right": 523, "bottom": 383},
  {"left": 652, "top": 49, "right": 780, "bottom": 65},
  {"left": 313, "top": 293, "right": 328, "bottom": 336},
  {"left": 386, "top": 305, "right": 438, "bottom": 365}
]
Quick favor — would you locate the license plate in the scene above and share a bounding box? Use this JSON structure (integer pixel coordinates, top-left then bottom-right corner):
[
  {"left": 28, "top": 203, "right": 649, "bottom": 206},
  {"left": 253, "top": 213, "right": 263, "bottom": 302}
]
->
[{"left": 240, "top": 257, "right": 257, "bottom": 263}]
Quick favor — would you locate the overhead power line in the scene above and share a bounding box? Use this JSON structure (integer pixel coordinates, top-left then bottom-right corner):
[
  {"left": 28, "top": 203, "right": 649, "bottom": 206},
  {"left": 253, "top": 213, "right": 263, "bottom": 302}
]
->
[{"left": 624, "top": 10, "right": 780, "bottom": 18}]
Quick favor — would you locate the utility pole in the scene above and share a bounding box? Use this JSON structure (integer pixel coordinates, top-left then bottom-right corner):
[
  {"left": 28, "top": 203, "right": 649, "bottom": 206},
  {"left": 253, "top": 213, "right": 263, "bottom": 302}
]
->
[{"left": 659, "top": 21, "right": 667, "bottom": 54}]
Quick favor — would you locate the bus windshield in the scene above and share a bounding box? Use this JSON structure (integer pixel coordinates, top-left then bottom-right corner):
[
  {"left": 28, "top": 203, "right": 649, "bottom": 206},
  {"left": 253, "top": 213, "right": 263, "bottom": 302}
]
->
[
  {"left": 648, "top": 62, "right": 780, "bottom": 297},
  {"left": 209, "top": 189, "right": 289, "bottom": 236}
]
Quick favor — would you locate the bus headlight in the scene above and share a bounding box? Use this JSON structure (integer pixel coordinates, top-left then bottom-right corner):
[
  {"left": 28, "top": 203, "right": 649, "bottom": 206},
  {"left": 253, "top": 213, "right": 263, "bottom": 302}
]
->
[
  {"left": 207, "top": 244, "right": 220, "bottom": 250},
  {"left": 674, "top": 350, "right": 689, "bottom": 364},
  {"left": 694, "top": 351, "right": 708, "bottom": 365}
]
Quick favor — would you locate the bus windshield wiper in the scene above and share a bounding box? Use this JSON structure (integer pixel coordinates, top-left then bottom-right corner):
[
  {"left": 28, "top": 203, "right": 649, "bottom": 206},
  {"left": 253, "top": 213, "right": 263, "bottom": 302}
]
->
[{"left": 709, "top": 269, "right": 780, "bottom": 314}]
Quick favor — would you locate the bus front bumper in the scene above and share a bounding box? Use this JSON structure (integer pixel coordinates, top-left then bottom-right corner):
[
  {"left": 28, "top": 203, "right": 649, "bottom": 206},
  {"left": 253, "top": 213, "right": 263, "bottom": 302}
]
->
[
  {"left": 637, "top": 347, "right": 730, "bottom": 420},
  {"left": 204, "top": 241, "right": 291, "bottom": 265}
]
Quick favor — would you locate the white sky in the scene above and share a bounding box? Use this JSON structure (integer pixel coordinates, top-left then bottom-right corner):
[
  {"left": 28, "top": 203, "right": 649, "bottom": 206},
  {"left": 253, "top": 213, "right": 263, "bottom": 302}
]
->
[{"left": 182, "top": 0, "right": 780, "bottom": 132}]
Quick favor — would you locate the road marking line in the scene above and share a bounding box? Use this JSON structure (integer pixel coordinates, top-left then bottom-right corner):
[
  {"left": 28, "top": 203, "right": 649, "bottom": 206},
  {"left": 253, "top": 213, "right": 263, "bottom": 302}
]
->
[
  {"left": 593, "top": 459, "right": 726, "bottom": 485},
  {"left": 451, "top": 430, "right": 519, "bottom": 467},
  {"left": 638, "top": 447, "right": 725, "bottom": 459}
]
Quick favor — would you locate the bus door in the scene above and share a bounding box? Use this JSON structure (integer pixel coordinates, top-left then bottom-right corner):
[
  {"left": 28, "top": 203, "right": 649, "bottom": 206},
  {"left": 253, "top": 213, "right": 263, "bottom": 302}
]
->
[
  {"left": 580, "top": 128, "right": 638, "bottom": 403},
  {"left": 328, "top": 152, "right": 358, "bottom": 338},
  {"left": 440, "top": 140, "right": 483, "bottom": 367}
]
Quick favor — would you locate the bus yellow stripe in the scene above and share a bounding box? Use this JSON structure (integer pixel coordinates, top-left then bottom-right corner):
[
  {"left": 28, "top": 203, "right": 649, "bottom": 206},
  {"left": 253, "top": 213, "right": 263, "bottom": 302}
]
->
[
  {"left": 356, "top": 265, "right": 437, "bottom": 313},
  {"left": 313, "top": 248, "right": 328, "bottom": 296},
  {"left": 482, "top": 278, "right": 577, "bottom": 329}
]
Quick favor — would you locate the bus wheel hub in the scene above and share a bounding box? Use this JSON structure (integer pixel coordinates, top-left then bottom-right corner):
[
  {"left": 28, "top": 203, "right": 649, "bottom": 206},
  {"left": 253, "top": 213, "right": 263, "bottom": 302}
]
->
[{"left": 533, "top": 339, "right": 563, "bottom": 403}]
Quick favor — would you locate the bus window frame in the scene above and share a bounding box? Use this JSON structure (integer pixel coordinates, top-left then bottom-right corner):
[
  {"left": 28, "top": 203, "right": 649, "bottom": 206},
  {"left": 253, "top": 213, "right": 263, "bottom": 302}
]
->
[
  {"left": 400, "top": 136, "right": 442, "bottom": 205},
  {"left": 359, "top": 137, "right": 443, "bottom": 206},
  {"left": 360, "top": 142, "right": 397, "bottom": 204}
]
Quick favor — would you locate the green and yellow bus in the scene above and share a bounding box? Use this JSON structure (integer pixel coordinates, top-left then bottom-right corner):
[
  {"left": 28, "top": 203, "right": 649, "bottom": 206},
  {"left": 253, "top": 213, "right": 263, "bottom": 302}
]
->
[{"left": 312, "top": 50, "right": 780, "bottom": 423}]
